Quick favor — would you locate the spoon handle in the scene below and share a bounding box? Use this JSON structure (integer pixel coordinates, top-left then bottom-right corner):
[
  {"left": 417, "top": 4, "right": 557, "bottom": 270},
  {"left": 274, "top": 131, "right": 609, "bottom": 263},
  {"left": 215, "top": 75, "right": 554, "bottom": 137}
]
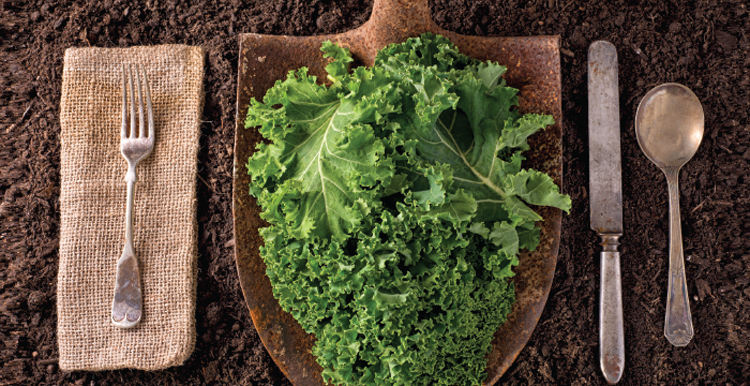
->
[{"left": 664, "top": 169, "right": 694, "bottom": 346}]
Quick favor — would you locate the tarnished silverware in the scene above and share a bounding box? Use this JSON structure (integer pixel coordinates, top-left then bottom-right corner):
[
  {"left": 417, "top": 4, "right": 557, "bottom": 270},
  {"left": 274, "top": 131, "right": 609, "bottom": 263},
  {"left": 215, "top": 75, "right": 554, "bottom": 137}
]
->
[
  {"left": 635, "top": 83, "right": 704, "bottom": 347},
  {"left": 588, "top": 40, "right": 625, "bottom": 384},
  {"left": 112, "top": 64, "right": 154, "bottom": 329}
]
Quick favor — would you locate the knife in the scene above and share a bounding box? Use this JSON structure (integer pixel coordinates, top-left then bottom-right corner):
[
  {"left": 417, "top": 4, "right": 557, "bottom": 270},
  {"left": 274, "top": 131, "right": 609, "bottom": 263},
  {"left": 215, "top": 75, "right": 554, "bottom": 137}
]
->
[{"left": 588, "top": 40, "right": 625, "bottom": 385}]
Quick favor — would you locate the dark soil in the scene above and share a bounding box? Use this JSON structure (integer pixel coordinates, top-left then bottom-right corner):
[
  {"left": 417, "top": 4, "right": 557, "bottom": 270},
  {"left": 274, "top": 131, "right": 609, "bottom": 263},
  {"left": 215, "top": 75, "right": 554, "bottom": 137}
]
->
[{"left": 2, "top": 0, "right": 749, "bottom": 385}]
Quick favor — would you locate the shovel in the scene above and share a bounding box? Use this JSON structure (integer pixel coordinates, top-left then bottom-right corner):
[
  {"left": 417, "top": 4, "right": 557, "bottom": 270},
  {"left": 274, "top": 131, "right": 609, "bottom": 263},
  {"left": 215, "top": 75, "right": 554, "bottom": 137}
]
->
[{"left": 233, "top": 0, "right": 563, "bottom": 384}]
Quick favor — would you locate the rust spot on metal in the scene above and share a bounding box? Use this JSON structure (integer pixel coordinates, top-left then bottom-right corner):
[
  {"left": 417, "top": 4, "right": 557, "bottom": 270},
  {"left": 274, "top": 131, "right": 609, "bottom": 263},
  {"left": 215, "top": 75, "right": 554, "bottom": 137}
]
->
[
  {"left": 233, "top": 1, "right": 563, "bottom": 385},
  {"left": 602, "top": 353, "right": 624, "bottom": 384}
]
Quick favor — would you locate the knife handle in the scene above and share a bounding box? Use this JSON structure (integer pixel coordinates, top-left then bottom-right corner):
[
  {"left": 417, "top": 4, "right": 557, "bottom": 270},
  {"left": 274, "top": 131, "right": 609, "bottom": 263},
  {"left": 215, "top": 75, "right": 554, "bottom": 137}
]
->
[{"left": 599, "top": 234, "right": 624, "bottom": 384}]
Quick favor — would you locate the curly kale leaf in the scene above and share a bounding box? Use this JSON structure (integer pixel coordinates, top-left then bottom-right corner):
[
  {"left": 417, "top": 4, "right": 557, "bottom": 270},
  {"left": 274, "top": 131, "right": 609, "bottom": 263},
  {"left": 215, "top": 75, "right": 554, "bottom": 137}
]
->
[
  {"left": 246, "top": 43, "right": 399, "bottom": 243},
  {"left": 377, "top": 39, "right": 569, "bottom": 225},
  {"left": 246, "top": 33, "right": 571, "bottom": 386},
  {"left": 263, "top": 209, "right": 515, "bottom": 386}
]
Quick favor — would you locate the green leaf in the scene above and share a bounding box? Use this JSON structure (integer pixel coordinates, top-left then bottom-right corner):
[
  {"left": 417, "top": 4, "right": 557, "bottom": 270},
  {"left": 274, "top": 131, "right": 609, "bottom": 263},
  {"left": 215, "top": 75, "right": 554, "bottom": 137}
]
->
[
  {"left": 322, "top": 40, "right": 354, "bottom": 84},
  {"left": 472, "top": 61, "right": 506, "bottom": 90},
  {"left": 488, "top": 221, "right": 519, "bottom": 256},
  {"left": 390, "top": 53, "right": 570, "bottom": 223},
  {"left": 502, "top": 113, "right": 554, "bottom": 150},
  {"left": 246, "top": 57, "right": 398, "bottom": 242},
  {"left": 245, "top": 33, "right": 571, "bottom": 386},
  {"left": 508, "top": 169, "right": 572, "bottom": 213},
  {"left": 423, "top": 190, "right": 477, "bottom": 223}
]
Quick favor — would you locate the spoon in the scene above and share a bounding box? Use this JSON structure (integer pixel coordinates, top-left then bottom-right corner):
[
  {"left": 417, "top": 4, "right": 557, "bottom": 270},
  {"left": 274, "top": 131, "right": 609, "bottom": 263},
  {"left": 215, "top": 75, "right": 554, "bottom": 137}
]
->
[{"left": 635, "top": 83, "right": 704, "bottom": 347}]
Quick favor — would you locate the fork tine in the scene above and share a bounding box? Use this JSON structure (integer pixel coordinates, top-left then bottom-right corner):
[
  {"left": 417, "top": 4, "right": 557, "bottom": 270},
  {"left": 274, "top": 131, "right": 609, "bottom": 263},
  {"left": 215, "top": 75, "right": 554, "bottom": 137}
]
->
[
  {"left": 142, "top": 65, "right": 154, "bottom": 140},
  {"left": 136, "top": 66, "right": 145, "bottom": 138},
  {"left": 129, "top": 65, "right": 136, "bottom": 139},
  {"left": 121, "top": 64, "right": 127, "bottom": 139}
]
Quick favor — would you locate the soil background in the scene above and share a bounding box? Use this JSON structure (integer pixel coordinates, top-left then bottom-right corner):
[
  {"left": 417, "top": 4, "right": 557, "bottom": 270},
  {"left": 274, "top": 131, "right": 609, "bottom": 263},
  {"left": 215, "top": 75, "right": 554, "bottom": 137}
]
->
[{"left": 2, "top": 0, "right": 749, "bottom": 385}]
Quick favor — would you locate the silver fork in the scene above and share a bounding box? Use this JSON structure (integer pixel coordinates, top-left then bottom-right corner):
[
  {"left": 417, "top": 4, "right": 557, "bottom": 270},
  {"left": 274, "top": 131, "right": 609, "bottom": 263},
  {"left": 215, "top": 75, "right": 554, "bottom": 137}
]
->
[{"left": 112, "top": 64, "right": 154, "bottom": 329}]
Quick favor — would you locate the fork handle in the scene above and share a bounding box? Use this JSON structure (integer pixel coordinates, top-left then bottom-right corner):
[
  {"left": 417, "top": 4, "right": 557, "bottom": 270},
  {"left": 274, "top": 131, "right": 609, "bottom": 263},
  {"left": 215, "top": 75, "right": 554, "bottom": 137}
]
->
[{"left": 112, "top": 177, "right": 143, "bottom": 328}]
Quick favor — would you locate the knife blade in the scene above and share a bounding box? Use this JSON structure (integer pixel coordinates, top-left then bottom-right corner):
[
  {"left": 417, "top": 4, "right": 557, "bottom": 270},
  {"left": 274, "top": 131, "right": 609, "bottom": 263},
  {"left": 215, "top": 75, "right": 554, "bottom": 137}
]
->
[{"left": 588, "top": 40, "right": 625, "bottom": 385}]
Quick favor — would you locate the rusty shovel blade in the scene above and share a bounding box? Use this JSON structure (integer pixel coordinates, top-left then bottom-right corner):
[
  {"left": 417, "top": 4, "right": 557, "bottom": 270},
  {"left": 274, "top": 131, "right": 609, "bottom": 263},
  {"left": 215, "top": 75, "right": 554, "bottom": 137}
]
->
[{"left": 233, "top": 1, "right": 563, "bottom": 385}]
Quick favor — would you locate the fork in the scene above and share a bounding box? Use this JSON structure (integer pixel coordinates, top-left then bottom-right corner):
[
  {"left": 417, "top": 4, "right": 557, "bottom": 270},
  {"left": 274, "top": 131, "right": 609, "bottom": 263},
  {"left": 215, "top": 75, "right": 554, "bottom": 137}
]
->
[{"left": 111, "top": 64, "right": 154, "bottom": 329}]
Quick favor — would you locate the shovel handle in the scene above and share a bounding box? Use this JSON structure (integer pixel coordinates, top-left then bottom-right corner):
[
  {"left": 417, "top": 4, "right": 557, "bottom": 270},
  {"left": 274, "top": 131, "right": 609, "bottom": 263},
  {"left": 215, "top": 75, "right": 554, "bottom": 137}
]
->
[
  {"left": 372, "top": 0, "right": 429, "bottom": 14},
  {"left": 370, "top": 0, "right": 437, "bottom": 32}
]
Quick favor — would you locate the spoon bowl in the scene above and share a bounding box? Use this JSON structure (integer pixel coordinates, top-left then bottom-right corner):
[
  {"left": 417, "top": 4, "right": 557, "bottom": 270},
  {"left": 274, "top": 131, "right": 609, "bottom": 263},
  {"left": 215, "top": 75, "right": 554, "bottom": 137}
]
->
[
  {"left": 635, "top": 83, "right": 704, "bottom": 347},
  {"left": 635, "top": 83, "right": 704, "bottom": 169}
]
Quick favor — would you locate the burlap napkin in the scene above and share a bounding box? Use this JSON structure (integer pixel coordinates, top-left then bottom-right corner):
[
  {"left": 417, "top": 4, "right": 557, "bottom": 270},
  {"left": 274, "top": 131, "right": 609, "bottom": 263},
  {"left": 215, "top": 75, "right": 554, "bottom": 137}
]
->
[{"left": 57, "top": 45, "right": 204, "bottom": 371}]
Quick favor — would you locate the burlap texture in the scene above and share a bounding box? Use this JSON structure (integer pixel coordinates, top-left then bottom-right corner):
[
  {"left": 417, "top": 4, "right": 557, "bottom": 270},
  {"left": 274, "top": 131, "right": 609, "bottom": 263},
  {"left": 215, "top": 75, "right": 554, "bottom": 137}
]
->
[{"left": 57, "top": 45, "right": 204, "bottom": 371}]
